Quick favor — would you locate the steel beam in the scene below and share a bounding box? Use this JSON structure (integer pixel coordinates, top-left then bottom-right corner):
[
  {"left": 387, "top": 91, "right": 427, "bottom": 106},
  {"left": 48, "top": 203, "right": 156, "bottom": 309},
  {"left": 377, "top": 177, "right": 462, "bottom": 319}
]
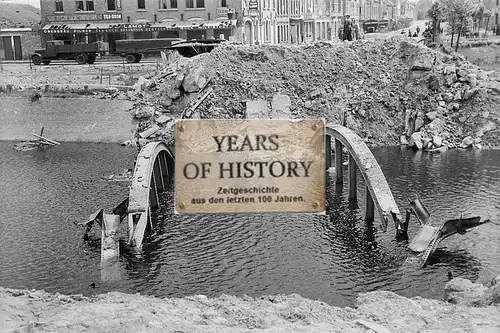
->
[
  {"left": 348, "top": 153, "right": 357, "bottom": 200},
  {"left": 335, "top": 138, "right": 343, "bottom": 184}
]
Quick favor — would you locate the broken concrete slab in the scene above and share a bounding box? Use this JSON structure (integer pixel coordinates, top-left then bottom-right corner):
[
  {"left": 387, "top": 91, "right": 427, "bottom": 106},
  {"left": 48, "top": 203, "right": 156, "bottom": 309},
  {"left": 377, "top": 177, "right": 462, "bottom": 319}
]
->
[
  {"left": 270, "top": 94, "right": 291, "bottom": 119},
  {"left": 411, "top": 52, "right": 435, "bottom": 71},
  {"left": 409, "top": 132, "right": 423, "bottom": 150},
  {"left": 139, "top": 124, "right": 160, "bottom": 139},
  {"left": 246, "top": 100, "right": 268, "bottom": 119},
  {"left": 156, "top": 115, "right": 172, "bottom": 124}
]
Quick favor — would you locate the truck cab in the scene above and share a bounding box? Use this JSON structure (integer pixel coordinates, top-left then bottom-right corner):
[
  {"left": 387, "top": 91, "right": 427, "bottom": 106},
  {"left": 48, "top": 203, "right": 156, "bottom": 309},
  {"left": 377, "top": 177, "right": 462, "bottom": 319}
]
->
[{"left": 31, "top": 40, "right": 109, "bottom": 65}]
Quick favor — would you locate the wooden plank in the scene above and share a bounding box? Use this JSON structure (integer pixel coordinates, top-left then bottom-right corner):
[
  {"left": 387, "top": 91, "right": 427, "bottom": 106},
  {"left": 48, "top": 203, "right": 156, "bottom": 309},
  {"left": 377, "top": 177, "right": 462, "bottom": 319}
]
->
[{"left": 31, "top": 133, "right": 60, "bottom": 145}]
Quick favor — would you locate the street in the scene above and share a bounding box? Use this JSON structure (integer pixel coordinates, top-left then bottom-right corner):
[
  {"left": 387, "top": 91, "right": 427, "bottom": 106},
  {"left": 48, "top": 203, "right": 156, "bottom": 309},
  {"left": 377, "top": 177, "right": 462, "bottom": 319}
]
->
[
  {"left": 0, "top": 59, "right": 161, "bottom": 88},
  {"left": 363, "top": 20, "right": 429, "bottom": 39}
]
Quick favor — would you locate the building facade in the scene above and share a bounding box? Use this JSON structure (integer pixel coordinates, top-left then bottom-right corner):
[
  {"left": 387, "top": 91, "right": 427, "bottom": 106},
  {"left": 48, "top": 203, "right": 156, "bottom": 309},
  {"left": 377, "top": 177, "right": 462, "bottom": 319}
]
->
[
  {"left": 40, "top": 0, "right": 243, "bottom": 50},
  {"left": 38, "top": 0, "right": 414, "bottom": 49},
  {"left": 484, "top": 0, "right": 500, "bottom": 28},
  {"left": 0, "top": 28, "right": 41, "bottom": 60}
]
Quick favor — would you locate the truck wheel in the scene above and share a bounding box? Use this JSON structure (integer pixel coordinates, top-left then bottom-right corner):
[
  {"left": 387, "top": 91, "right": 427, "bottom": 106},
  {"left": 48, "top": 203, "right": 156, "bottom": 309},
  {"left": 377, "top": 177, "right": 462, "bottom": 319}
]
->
[
  {"left": 42, "top": 60, "right": 51, "bottom": 65},
  {"left": 32, "top": 55, "right": 42, "bottom": 65},
  {"left": 76, "top": 53, "right": 88, "bottom": 65},
  {"left": 87, "top": 56, "right": 96, "bottom": 64},
  {"left": 126, "top": 54, "right": 136, "bottom": 63}
]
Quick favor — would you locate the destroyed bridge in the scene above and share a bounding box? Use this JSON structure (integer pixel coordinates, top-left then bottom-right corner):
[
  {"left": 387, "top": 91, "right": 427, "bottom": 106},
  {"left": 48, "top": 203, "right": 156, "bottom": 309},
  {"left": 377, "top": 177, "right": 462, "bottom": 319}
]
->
[{"left": 82, "top": 123, "right": 490, "bottom": 280}]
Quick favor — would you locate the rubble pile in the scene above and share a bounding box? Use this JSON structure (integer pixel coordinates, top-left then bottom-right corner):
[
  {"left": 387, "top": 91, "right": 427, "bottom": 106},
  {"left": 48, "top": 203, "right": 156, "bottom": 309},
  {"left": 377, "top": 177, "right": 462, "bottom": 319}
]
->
[{"left": 127, "top": 36, "right": 500, "bottom": 149}]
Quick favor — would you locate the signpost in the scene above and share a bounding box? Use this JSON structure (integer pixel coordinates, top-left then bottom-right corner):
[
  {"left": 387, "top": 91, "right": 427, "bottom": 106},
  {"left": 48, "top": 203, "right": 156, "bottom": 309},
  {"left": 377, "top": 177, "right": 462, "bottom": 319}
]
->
[{"left": 175, "top": 119, "right": 325, "bottom": 214}]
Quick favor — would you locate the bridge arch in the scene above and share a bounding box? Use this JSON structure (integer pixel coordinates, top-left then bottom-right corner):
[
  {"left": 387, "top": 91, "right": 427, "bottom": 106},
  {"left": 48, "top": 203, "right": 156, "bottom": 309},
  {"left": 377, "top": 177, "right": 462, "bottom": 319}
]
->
[
  {"left": 125, "top": 125, "right": 404, "bottom": 250},
  {"left": 127, "top": 141, "right": 174, "bottom": 249},
  {"left": 325, "top": 124, "right": 402, "bottom": 234}
]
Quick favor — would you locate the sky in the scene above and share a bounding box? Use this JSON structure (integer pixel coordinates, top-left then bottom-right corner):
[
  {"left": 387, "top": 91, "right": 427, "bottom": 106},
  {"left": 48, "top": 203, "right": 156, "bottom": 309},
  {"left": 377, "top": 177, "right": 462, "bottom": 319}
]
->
[{"left": 0, "top": 0, "right": 40, "bottom": 8}]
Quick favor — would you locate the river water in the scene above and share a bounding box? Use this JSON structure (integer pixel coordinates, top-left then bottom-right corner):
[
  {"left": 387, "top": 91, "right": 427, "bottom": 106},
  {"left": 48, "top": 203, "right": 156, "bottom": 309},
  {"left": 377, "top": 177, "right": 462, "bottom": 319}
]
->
[
  {"left": 0, "top": 141, "right": 498, "bottom": 307},
  {"left": 0, "top": 96, "right": 134, "bottom": 142}
]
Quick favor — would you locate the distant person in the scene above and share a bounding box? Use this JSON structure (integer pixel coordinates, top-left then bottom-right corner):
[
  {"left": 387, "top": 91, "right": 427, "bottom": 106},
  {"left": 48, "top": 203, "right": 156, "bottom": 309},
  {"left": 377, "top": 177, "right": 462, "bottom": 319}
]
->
[
  {"left": 401, "top": 30, "right": 405, "bottom": 35},
  {"left": 343, "top": 15, "right": 353, "bottom": 41},
  {"left": 413, "top": 32, "right": 418, "bottom": 37},
  {"left": 352, "top": 19, "right": 359, "bottom": 39},
  {"left": 408, "top": 30, "right": 412, "bottom": 37},
  {"left": 416, "top": 26, "right": 420, "bottom": 35}
]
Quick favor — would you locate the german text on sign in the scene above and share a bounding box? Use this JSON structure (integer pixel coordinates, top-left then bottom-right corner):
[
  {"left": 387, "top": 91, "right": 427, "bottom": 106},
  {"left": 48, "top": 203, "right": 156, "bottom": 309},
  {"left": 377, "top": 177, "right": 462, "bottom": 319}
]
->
[{"left": 175, "top": 119, "right": 325, "bottom": 214}]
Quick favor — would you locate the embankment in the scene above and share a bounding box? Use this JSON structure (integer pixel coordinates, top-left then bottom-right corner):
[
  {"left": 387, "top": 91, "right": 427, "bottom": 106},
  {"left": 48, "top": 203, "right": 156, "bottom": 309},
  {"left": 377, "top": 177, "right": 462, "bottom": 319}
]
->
[
  {"left": 0, "top": 94, "right": 135, "bottom": 143},
  {"left": 1, "top": 277, "right": 499, "bottom": 333},
  {"left": 128, "top": 37, "right": 500, "bottom": 149}
]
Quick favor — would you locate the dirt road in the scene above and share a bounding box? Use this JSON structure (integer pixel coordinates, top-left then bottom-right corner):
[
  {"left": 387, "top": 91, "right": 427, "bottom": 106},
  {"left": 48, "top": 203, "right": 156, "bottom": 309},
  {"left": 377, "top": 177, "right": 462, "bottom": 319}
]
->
[{"left": 0, "top": 60, "right": 161, "bottom": 88}]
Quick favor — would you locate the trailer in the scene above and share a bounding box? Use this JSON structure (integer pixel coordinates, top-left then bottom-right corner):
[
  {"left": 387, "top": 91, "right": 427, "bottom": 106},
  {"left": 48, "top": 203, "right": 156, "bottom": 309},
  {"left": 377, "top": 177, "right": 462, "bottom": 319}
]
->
[
  {"left": 166, "top": 39, "right": 226, "bottom": 57},
  {"left": 114, "top": 38, "right": 184, "bottom": 63},
  {"left": 31, "top": 40, "right": 109, "bottom": 65}
]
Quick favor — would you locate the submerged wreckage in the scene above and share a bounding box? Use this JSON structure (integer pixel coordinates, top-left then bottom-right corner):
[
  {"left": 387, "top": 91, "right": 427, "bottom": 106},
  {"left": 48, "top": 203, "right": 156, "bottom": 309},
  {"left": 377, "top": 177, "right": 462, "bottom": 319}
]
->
[
  {"left": 13, "top": 127, "right": 60, "bottom": 152},
  {"left": 78, "top": 123, "right": 491, "bottom": 281},
  {"left": 405, "top": 198, "right": 490, "bottom": 267}
]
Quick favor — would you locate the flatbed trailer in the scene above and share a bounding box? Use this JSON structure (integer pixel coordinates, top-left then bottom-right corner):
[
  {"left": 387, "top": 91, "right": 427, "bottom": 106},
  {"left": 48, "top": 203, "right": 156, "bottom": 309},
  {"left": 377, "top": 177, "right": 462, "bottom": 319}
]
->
[{"left": 113, "top": 38, "right": 184, "bottom": 63}]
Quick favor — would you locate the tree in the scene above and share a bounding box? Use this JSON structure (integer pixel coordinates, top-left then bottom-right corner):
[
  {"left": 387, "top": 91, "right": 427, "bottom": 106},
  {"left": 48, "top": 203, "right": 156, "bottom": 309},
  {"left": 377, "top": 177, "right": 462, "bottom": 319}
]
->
[
  {"left": 427, "top": 1, "right": 445, "bottom": 43},
  {"left": 441, "top": 0, "right": 477, "bottom": 51},
  {"left": 472, "top": 5, "right": 485, "bottom": 36},
  {"left": 484, "top": 10, "right": 492, "bottom": 37}
]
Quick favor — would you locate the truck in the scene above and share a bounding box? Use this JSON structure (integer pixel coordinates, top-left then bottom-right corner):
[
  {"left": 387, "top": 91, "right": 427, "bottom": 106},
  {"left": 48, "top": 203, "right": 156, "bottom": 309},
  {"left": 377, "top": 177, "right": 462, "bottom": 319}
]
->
[
  {"left": 31, "top": 40, "right": 109, "bottom": 65},
  {"left": 113, "top": 38, "right": 184, "bottom": 63}
]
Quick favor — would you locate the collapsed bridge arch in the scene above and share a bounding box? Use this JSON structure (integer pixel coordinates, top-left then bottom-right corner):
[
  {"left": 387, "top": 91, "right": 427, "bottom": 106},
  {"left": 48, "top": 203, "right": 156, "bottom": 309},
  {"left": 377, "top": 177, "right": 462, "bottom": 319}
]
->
[
  {"left": 126, "top": 125, "right": 404, "bottom": 250},
  {"left": 128, "top": 141, "right": 175, "bottom": 249},
  {"left": 325, "top": 124, "right": 403, "bottom": 234}
]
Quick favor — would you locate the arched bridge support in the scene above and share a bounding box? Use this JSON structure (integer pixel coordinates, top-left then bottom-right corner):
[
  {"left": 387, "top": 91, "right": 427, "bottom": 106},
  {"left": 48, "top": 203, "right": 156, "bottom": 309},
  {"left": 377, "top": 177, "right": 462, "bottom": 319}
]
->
[
  {"left": 127, "top": 141, "right": 175, "bottom": 250},
  {"left": 325, "top": 125, "right": 404, "bottom": 236}
]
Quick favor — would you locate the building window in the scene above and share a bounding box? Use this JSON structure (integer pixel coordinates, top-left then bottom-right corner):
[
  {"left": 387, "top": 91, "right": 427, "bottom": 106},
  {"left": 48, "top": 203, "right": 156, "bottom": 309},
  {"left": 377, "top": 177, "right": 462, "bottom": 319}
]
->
[
  {"left": 138, "top": 0, "right": 146, "bottom": 9},
  {"left": 75, "top": 0, "right": 94, "bottom": 11},
  {"left": 108, "top": 0, "right": 116, "bottom": 10},
  {"left": 219, "top": 0, "right": 227, "bottom": 7},
  {"left": 160, "top": 0, "right": 177, "bottom": 9},
  {"left": 55, "top": 0, "right": 63, "bottom": 12},
  {"left": 186, "top": 0, "right": 203, "bottom": 8}
]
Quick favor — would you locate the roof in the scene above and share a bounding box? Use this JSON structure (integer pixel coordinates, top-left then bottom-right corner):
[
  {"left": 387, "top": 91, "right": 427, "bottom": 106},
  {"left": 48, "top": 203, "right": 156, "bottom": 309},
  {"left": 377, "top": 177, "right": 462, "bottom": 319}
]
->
[
  {"left": 151, "top": 19, "right": 236, "bottom": 30},
  {"left": 0, "top": 27, "right": 34, "bottom": 32}
]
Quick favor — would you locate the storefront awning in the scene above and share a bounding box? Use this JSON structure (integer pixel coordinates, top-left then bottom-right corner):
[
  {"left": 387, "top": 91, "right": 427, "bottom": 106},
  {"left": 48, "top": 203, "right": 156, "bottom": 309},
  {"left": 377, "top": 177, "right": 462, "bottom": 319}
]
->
[
  {"left": 151, "top": 19, "right": 236, "bottom": 31},
  {"left": 42, "top": 19, "right": 237, "bottom": 34},
  {"left": 42, "top": 23, "right": 113, "bottom": 33}
]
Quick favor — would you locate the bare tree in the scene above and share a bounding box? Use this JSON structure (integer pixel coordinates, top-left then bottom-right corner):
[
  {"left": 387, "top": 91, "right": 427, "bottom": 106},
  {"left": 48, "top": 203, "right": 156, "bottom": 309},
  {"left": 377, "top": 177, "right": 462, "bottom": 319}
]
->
[
  {"left": 441, "top": 0, "right": 477, "bottom": 51},
  {"left": 472, "top": 5, "right": 485, "bottom": 36}
]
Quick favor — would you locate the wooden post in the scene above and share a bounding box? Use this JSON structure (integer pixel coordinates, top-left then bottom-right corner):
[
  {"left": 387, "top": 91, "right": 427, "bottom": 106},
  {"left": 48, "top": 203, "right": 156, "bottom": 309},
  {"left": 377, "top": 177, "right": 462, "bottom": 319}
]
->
[
  {"left": 100, "top": 67, "right": 103, "bottom": 84},
  {"left": 101, "top": 214, "right": 121, "bottom": 282},
  {"left": 365, "top": 186, "right": 374, "bottom": 220},
  {"left": 108, "top": 74, "right": 111, "bottom": 85},
  {"left": 348, "top": 153, "right": 357, "bottom": 200},
  {"left": 335, "top": 139, "right": 343, "bottom": 184}
]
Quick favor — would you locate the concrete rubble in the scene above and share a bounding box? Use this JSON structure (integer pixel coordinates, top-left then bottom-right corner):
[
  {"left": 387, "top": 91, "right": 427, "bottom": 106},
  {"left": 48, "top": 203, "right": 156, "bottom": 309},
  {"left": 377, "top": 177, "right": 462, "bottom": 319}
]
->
[{"left": 124, "top": 37, "right": 499, "bottom": 149}]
